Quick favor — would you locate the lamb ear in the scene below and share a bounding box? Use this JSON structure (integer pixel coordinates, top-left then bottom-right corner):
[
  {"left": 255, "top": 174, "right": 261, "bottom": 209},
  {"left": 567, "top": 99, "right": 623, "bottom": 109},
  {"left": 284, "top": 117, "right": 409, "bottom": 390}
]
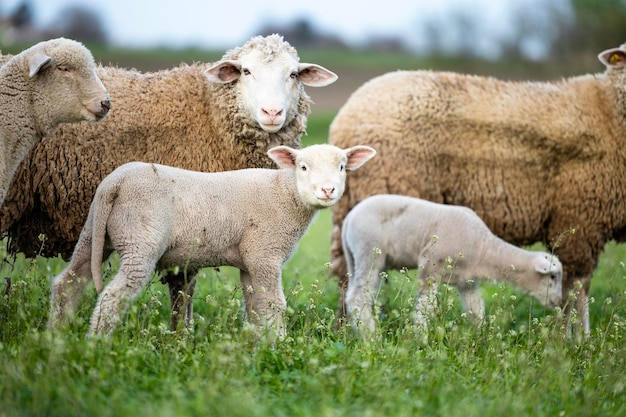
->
[
  {"left": 297, "top": 63, "right": 338, "bottom": 87},
  {"left": 267, "top": 146, "right": 298, "bottom": 169},
  {"left": 205, "top": 60, "right": 242, "bottom": 83},
  {"left": 598, "top": 47, "right": 626, "bottom": 68},
  {"left": 344, "top": 145, "right": 377, "bottom": 171},
  {"left": 534, "top": 255, "right": 553, "bottom": 274},
  {"left": 28, "top": 52, "right": 52, "bottom": 78}
]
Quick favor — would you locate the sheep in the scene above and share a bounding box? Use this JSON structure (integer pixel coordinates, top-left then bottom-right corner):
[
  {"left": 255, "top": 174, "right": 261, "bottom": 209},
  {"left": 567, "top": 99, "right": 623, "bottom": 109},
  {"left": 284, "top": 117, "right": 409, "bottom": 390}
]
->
[
  {"left": 342, "top": 194, "right": 563, "bottom": 335},
  {"left": 0, "top": 37, "right": 110, "bottom": 204},
  {"left": 328, "top": 42, "right": 626, "bottom": 338},
  {"left": 0, "top": 33, "right": 337, "bottom": 259},
  {"left": 48, "top": 143, "right": 376, "bottom": 336}
]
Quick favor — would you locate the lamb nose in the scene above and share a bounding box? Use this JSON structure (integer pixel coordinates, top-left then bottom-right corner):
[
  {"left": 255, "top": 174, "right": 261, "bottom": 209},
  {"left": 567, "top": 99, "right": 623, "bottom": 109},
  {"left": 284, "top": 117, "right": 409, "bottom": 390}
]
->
[{"left": 322, "top": 186, "right": 335, "bottom": 196}]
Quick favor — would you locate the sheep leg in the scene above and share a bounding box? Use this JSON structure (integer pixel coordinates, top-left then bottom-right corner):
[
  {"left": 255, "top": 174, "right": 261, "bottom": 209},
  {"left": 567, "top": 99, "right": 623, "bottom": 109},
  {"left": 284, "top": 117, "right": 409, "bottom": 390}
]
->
[
  {"left": 457, "top": 283, "right": 485, "bottom": 323},
  {"left": 162, "top": 270, "right": 197, "bottom": 331},
  {"left": 414, "top": 276, "right": 438, "bottom": 334},
  {"left": 330, "top": 208, "right": 349, "bottom": 323},
  {"left": 49, "top": 237, "right": 94, "bottom": 329},
  {"left": 88, "top": 254, "right": 157, "bottom": 336},
  {"left": 564, "top": 276, "right": 591, "bottom": 340},
  {"left": 344, "top": 257, "right": 385, "bottom": 335},
  {"left": 240, "top": 264, "right": 286, "bottom": 338}
]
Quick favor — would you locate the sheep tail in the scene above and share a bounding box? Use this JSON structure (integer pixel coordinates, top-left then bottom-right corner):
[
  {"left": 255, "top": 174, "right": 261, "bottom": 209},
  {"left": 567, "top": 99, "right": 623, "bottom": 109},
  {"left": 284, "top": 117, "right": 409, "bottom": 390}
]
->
[{"left": 90, "top": 184, "right": 117, "bottom": 293}]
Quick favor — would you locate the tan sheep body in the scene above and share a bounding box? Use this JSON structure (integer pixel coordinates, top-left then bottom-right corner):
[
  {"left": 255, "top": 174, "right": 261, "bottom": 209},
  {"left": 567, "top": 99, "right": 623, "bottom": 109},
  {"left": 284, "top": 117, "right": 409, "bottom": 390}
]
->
[
  {"left": 0, "top": 37, "right": 110, "bottom": 204},
  {"left": 0, "top": 34, "right": 337, "bottom": 258},
  {"left": 329, "top": 43, "right": 626, "bottom": 337},
  {"left": 48, "top": 144, "right": 376, "bottom": 336},
  {"left": 342, "top": 194, "right": 563, "bottom": 334}
]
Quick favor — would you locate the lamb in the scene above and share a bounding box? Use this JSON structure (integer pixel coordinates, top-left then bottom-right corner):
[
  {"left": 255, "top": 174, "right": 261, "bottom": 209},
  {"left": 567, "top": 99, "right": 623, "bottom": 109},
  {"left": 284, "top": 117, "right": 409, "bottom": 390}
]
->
[
  {"left": 48, "top": 143, "right": 376, "bottom": 336},
  {"left": 0, "top": 33, "right": 337, "bottom": 259},
  {"left": 0, "top": 37, "right": 110, "bottom": 204},
  {"left": 342, "top": 194, "right": 563, "bottom": 335},
  {"left": 329, "top": 42, "right": 626, "bottom": 338}
]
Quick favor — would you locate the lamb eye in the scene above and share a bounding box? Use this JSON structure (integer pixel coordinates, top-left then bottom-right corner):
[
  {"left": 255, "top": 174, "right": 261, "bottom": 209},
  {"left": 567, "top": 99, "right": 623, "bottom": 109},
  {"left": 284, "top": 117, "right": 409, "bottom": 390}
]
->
[
  {"left": 339, "top": 164, "right": 345, "bottom": 172},
  {"left": 300, "top": 164, "right": 307, "bottom": 172},
  {"left": 242, "top": 68, "right": 251, "bottom": 76},
  {"left": 289, "top": 72, "right": 297, "bottom": 79},
  {"left": 58, "top": 66, "right": 71, "bottom": 72}
]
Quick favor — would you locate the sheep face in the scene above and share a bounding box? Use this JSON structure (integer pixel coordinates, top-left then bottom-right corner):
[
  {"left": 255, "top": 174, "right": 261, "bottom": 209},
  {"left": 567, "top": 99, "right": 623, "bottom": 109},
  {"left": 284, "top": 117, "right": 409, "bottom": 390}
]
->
[
  {"left": 528, "top": 254, "right": 563, "bottom": 309},
  {"left": 268, "top": 144, "right": 376, "bottom": 208},
  {"left": 28, "top": 38, "right": 110, "bottom": 124},
  {"left": 205, "top": 44, "right": 337, "bottom": 133}
]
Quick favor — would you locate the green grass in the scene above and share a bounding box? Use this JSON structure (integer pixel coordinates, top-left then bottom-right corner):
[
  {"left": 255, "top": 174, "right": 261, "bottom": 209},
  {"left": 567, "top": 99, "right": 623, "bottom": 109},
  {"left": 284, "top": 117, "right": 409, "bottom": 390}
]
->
[{"left": 2, "top": 207, "right": 626, "bottom": 416}]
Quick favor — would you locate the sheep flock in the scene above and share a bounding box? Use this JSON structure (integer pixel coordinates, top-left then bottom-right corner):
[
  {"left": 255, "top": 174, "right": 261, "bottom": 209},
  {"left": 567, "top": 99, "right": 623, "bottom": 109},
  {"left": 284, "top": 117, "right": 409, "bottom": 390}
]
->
[
  {"left": 0, "top": 33, "right": 337, "bottom": 258},
  {"left": 2, "top": 34, "right": 625, "bottom": 339}
]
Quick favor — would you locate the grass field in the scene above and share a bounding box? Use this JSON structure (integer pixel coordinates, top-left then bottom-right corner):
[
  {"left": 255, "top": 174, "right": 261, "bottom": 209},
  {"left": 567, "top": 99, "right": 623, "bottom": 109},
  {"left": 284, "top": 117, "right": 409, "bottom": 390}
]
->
[{"left": 0, "top": 46, "right": 625, "bottom": 415}]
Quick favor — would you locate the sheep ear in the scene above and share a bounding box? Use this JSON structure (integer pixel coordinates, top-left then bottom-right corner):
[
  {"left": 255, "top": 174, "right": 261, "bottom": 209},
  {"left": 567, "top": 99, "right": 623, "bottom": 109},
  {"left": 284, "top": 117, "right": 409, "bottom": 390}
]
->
[
  {"left": 534, "top": 257, "right": 549, "bottom": 274},
  {"left": 205, "top": 60, "right": 241, "bottom": 83},
  {"left": 344, "top": 146, "right": 377, "bottom": 171},
  {"left": 297, "top": 63, "right": 338, "bottom": 87},
  {"left": 598, "top": 47, "right": 626, "bottom": 68},
  {"left": 267, "top": 146, "right": 297, "bottom": 169},
  {"left": 28, "top": 52, "right": 52, "bottom": 78}
]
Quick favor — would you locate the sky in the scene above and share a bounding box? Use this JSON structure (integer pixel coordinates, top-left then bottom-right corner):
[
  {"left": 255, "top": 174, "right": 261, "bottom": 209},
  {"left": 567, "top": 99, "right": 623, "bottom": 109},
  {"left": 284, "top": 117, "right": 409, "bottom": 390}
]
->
[{"left": 0, "top": 0, "right": 571, "bottom": 57}]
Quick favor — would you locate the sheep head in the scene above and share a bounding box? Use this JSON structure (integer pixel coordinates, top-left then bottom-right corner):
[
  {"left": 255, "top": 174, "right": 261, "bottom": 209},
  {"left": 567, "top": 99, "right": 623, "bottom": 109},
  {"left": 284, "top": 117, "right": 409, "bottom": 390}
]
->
[
  {"left": 23, "top": 38, "right": 110, "bottom": 128},
  {"left": 268, "top": 144, "right": 376, "bottom": 209},
  {"left": 529, "top": 253, "right": 563, "bottom": 309},
  {"left": 205, "top": 34, "right": 337, "bottom": 133}
]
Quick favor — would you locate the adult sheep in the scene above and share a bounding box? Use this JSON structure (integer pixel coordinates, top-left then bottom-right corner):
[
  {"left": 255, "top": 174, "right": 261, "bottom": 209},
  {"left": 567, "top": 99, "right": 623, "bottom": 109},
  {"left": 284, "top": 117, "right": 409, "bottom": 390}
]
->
[
  {"left": 49, "top": 144, "right": 376, "bottom": 336},
  {"left": 329, "top": 42, "right": 626, "bottom": 338},
  {"left": 0, "top": 37, "right": 110, "bottom": 204},
  {"left": 0, "top": 33, "right": 337, "bottom": 258}
]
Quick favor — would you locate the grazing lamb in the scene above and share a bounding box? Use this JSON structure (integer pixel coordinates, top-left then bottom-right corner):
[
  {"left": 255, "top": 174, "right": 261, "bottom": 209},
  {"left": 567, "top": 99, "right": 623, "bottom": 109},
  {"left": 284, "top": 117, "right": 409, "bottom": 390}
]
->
[
  {"left": 342, "top": 194, "right": 563, "bottom": 335},
  {"left": 49, "top": 144, "right": 376, "bottom": 336},
  {"left": 329, "top": 42, "right": 626, "bottom": 338},
  {"left": 0, "top": 37, "right": 110, "bottom": 204},
  {"left": 0, "top": 33, "right": 337, "bottom": 259}
]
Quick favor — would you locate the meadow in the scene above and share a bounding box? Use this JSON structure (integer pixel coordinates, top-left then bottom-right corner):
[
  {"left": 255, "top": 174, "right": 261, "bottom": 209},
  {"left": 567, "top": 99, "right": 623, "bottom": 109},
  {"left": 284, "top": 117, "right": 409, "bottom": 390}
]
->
[{"left": 1, "top": 47, "right": 626, "bottom": 416}]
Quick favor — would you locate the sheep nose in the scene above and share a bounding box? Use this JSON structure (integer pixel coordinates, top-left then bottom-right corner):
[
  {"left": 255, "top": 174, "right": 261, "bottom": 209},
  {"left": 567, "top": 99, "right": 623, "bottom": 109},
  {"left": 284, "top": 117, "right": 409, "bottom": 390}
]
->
[
  {"left": 262, "top": 107, "right": 283, "bottom": 121},
  {"left": 95, "top": 98, "right": 111, "bottom": 118},
  {"left": 322, "top": 186, "right": 335, "bottom": 197}
]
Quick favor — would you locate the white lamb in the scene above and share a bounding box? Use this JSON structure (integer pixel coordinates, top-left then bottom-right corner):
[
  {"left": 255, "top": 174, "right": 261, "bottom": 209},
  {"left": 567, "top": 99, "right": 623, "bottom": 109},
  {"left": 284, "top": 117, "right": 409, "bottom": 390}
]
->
[
  {"left": 342, "top": 194, "right": 563, "bottom": 335},
  {"left": 49, "top": 144, "right": 376, "bottom": 337}
]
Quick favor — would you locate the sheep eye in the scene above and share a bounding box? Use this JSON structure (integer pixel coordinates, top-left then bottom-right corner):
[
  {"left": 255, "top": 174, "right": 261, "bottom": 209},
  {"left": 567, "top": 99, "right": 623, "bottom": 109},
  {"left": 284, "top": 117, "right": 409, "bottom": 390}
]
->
[
  {"left": 57, "top": 66, "right": 71, "bottom": 73},
  {"left": 289, "top": 72, "right": 298, "bottom": 79},
  {"left": 300, "top": 164, "right": 307, "bottom": 172},
  {"left": 339, "top": 164, "right": 345, "bottom": 172},
  {"left": 242, "top": 68, "right": 251, "bottom": 76}
]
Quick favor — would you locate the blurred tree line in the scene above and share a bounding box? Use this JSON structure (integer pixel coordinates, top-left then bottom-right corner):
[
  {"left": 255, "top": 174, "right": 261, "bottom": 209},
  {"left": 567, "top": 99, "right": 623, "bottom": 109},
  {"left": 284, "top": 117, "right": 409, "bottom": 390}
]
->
[
  {"left": 557, "top": 0, "right": 626, "bottom": 60},
  {"left": 2, "top": 0, "right": 626, "bottom": 61}
]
